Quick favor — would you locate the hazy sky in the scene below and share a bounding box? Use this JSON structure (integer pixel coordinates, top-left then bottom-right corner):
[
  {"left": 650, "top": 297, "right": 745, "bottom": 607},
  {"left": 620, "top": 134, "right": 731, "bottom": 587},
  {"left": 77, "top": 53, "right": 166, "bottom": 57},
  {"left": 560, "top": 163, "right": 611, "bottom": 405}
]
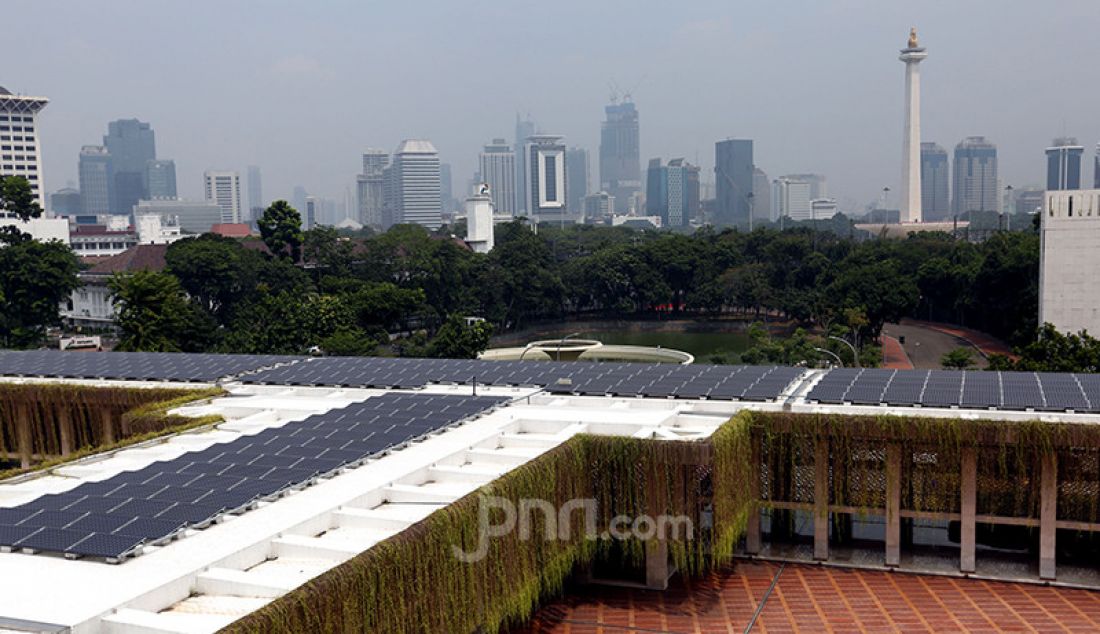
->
[{"left": 9, "top": 0, "right": 1100, "bottom": 212}]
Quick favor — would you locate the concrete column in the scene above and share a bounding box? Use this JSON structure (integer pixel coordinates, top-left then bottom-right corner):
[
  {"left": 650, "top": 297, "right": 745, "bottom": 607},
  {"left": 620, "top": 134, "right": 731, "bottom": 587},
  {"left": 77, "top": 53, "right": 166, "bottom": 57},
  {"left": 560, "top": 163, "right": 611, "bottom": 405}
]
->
[
  {"left": 1039, "top": 452, "right": 1058, "bottom": 581},
  {"left": 960, "top": 447, "right": 977, "bottom": 574},
  {"left": 100, "top": 407, "right": 115, "bottom": 445},
  {"left": 885, "top": 444, "right": 902, "bottom": 567},
  {"left": 16, "top": 404, "right": 33, "bottom": 469},
  {"left": 57, "top": 406, "right": 73, "bottom": 457},
  {"left": 814, "top": 436, "right": 829, "bottom": 561},
  {"left": 745, "top": 430, "right": 761, "bottom": 555},
  {"left": 645, "top": 539, "right": 669, "bottom": 590}
]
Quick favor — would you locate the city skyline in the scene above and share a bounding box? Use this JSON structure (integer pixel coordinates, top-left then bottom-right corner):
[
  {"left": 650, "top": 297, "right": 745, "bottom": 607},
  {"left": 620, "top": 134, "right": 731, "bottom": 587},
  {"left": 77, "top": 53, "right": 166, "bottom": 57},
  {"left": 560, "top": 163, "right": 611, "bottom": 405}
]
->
[{"left": 6, "top": 1, "right": 1100, "bottom": 214}]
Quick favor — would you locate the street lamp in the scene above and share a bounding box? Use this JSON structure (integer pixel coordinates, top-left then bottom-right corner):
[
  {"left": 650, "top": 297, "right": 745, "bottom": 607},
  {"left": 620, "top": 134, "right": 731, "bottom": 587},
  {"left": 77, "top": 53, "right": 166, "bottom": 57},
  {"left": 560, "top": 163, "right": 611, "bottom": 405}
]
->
[
  {"left": 1004, "top": 184, "right": 1014, "bottom": 231},
  {"left": 828, "top": 335, "right": 860, "bottom": 368},
  {"left": 814, "top": 347, "right": 843, "bottom": 368}
]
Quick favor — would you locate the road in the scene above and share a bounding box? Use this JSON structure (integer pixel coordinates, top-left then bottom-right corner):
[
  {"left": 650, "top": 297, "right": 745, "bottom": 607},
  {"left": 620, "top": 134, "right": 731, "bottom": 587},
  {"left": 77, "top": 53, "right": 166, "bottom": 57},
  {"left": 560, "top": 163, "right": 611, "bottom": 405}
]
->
[{"left": 881, "top": 321, "right": 988, "bottom": 369}]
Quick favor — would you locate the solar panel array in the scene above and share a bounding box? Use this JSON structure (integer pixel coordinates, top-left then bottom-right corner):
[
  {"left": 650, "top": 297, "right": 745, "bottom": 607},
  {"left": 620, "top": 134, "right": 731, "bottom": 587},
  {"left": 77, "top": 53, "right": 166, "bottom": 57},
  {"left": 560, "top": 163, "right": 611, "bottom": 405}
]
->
[
  {"left": 807, "top": 368, "right": 1100, "bottom": 412},
  {"left": 0, "top": 351, "right": 300, "bottom": 382},
  {"left": 243, "top": 357, "right": 804, "bottom": 402},
  {"left": 0, "top": 393, "right": 506, "bottom": 561}
]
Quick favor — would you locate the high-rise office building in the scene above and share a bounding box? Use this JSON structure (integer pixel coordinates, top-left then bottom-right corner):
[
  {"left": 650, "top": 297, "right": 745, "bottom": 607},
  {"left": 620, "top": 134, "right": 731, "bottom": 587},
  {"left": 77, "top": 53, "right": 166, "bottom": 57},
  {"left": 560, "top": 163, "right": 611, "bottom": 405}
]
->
[
  {"left": 292, "top": 186, "right": 308, "bottom": 218},
  {"left": 50, "top": 188, "right": 81, "bottom": 216},
  {"left": 752, "top": 167, "right": 772, "bottom": 222},
  {"left": 1046, "top": 137, "right": 1083, "bottom": 191},
  {"left": 357, "top": 149, "right": 388, "bottom": 228},
  {"left": 666, "top": 159, "right": 699, "bottom": 228},
  {"left": 304, "top": 196, "right": 317, "bottom": 230},
  {"left": 952, "top": 136, "right": 999, "bottom": 214},
  {"left": 781, "top": 174, "right": 827, "bottom": 201},
  {"left": 440, "top": 162, "right": 454, "bottom": 215},
  {"left": 584, "top": 191, "right": 614, "bottom": 223},
  {"left": 514, "top": 114, "right": 536, "bottom": 215},
  {"left": 203, "top": 170, "right": 242, "bottom": 224},
  {"left": 565, "top": 148, "right": 589, "bottom": 217},
  {"left": 247, "top": 165, "right": 263, "bottom": 221},
  {"left": 146, "top": 159, "right": 177, "bottom": 200},
  {"left": 715, "top": 139, "right": 754, "bottom": 226},
  {"left": 104, "top": 119, "right": 156, "bottom": 214},
  {"left": 774, "top": 177, "right": 813, "bottom": 221},
  {"left": 599, "top": 100, "right": 640, "bottom": 213},
  {"left": 646, "top": 159, "right": 667, "bottom": 220},
  {"left": 0, "top": 86, "right": 49, "bottom": 207},
  {"left": 920, "top": 142, "right": 950, "bottom": 221},
  {"left": 390, "top": 140, "right": 442, "bottom": 229},
  {"left": 78, "top": 145, "right": 112, "bottom": 215},
  {"left": 525, "top": 135, "right": 568, "bottom": 223},
  {"left": 133, "top": 199, "right": 223, "bottom": 235},
  {"left": 479, "top": 139, "right": 517, "bottom": 216}
]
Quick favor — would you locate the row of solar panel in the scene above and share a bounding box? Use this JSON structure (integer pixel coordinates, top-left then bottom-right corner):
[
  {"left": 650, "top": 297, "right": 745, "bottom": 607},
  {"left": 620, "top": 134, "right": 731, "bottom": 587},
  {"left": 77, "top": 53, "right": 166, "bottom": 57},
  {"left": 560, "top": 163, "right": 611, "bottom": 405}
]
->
[
  {"left": 0, "top": 393, "right": 507, "bottom": 561},
  {"left": 244, "top": 357, "right": 805, "bottom": 402},
  {"left": 807, "top": 368, "right": 1100, "bottom": 412},
  {"left": 0, "top": 351, "right": 299, "bottom": 382}
]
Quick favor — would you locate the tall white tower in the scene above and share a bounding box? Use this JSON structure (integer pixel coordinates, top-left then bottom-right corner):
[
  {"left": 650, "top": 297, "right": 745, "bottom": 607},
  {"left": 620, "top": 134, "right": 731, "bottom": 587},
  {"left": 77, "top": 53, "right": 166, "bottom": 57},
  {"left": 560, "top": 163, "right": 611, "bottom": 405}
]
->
[
  {"left": 465, "top": 183, "right": 495, "bottom": 254},
  {"left": 899, "top": 28, "right": 927, "bottom": 224}
]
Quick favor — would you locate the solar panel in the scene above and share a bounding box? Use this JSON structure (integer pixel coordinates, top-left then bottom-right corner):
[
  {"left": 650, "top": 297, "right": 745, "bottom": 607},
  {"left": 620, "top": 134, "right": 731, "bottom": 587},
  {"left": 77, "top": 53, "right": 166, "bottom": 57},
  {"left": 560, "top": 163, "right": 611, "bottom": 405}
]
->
[{"left": 0, "top": 351, "right": 302, "bottom": 382}]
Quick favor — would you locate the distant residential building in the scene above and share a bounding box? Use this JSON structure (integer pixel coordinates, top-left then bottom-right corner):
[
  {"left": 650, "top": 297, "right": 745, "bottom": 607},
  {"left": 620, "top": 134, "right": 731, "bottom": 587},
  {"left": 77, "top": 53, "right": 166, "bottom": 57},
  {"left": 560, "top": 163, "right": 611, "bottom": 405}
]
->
[
  {"left": 479, "top": 139, "right": 517, "bottom": 216},
  {"left": 1046, "top": 137, "right": 1083, "bottom": 191},
  {"left": 646, "top": 158, "right": 699, "bottom": 228},
  {"left": 146, "top": 159, "right": 177, "bottom": 199},
  {"left": 104, "top": 119, "right": 156, "bottom": 214},
  {"left": 565, "top": 147, "right": 589, "bottom": 215},
  {"left": 78, "top": 145, "right": 112, "bottom": 215},
  {"left": 752, "top": 167, "right": 772, "bottom": 222},
  {"left": 775, "top": 177, "right": 813, "bottom": 221},
  {"left": 203, "top": 170, "right": 243, "bottom": 224},
  {"left": 715, "top": 139, "right": 753, "bottom": 226},
  {"left": 390, "top": 139, "right": 442, "bottom": 229},
  {"left": 514, "top": 114, "right": 536, "bottom": 215},
  {"left": 133, "top": 199, "right": 222, "bottom": 235},
  {"left": 599, "top": 100, "right": 640, "bottom": 213},
  {"left": 953, "top": 136, "right": 999, "bottom": 214},
  {"left": 525, "top": 135, "right": 568, "bottom": 224},
  {"left": 0, "top": 86, "right": 48, "bottom": 206},
  {"left": 50, "top": 188, "right": 81, "bottom": 216},
  {"left": 357, "top": 149, "right": 388, "bottom": 228},
  {"left": 920, "top": 142, "right": 950, "bottom": 221},
  {"left": 584, "top": 191, "right": 614, "bottom": 224},
  {"left": 69, "top": 224, "right": 138, "bottom": 257},
  {"left": 782, "top": 173, "right": 827, "bottom": 200},
  {"left": 304, "top": 196, "right": 318, "bottom": 230},
  {"left": 247, "top": 165, "right": 263, "bottom": 222}
]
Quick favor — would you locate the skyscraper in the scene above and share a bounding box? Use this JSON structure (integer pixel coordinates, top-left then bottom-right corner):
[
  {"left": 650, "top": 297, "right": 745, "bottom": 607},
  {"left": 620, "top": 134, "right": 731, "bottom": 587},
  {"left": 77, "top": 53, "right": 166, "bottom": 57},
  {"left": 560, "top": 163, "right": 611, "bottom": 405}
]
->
[
  {"left": 203, "top": 170, "right": 242, "bottom": 224},
  {"left": 599, "top": 100, "right": 640, "bottom": 213},
  {"left": 304, "top": 196, "right": 317, "bottom": 230},
  {"left": 0, "top": 86, "right": 48, "bottom": 207},
  {"left": 666, "top": 159, "right": 699, "bottom": 228},
  {"left": 514, "top": 113, "right": 536, "bottom": 215},
  {"left": 1046, "top": 137, "right": 1083, "bottom": 191},
  {"left": 565, "top": 147, "right": 589, "bottom": 216},
  {"left": 292, "top": 186, "right": 308, "bottom": 218},
  {"left": 146, "top": 159, "right": 177, "bottom": 199},
  {"left": 525, "top": 135, "right": 568, "bottom": 223},
  {"left": 50, "top": 188, "right": 81, "bottom": 217},
  {"left": 646, "top": 159, "right": 668, "bottom": 220},
  {"left": 774, "top": 177, "right": 814, "bottom": 221},
  {"left": 247, "top": 165, "right": 263, "bottom": 221},
  {"left": 898, "top": 28, "right": 928, "bottom": 223},
  {"left": 920, "top": 142, "right": 950, "bottom": 221},
  {"left": 479, "top": 139, "right": 517, "bottom": 216},
  {"left": 357, "top": 149, "right": 388, "bottom": 228},
  {"left": 714, "top": 139, "right": 754, "bottom": 226},
  {"left": 104, "top": 119, "right": 156, "bottom": 214},
  {"left": 440, "top": 162, "right": 454, "bottom": 214},
  {"left": 952, "top": 136, "right": 999, "bottom": 214},
  {"left": 752, "top": 167, "right": 772, "bottom": 222},
  {"left": 78, "top": 145, "right": 112, "bottom": 215},
  {"left": 390, "top": 139, "right": 442, "bottom": 229}
]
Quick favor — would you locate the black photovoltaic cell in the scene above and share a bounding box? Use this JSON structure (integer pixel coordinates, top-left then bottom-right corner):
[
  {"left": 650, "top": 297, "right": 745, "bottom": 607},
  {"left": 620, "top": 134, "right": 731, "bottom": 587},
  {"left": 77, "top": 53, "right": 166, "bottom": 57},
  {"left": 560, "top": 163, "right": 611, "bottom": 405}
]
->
[
  {"left": 0, "top": 393, "right": 507, "bottom": 561},
  {"left": 0, "top": 351, "right": 302, "bottom": 382},
  {"left": 808, "top": 368, "right": 1100, "bottom": 413}
]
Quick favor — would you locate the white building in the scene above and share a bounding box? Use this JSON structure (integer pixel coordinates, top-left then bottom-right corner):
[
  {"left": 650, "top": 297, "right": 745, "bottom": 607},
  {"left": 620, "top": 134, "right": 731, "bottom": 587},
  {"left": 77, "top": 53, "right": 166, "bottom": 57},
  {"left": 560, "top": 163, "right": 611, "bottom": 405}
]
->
[
  {"left": 465, "top": 185, "right": 495, "bottom": 254},
  {"left": 135, "top": 213, "right": 183, "bottom": 245},
  {"left": 390, "top": 140, "right": 442, "bottom": 229},
  {"left": 65, "top": 243, "right": 168, "bottom": 329},
  {"left": 69, "top": 222, "right": 137, "bottom": 257},
  {"left": 479, "top": 139, "right": 517, "bottom": 217},
  {"left": 810, "top": 198, "right": 839, "bottom": 221},
  {"left": 1039, "top": 189, "right": 1100, "bottom": 336},
  {"left": 2, "top": 216, "right": 69, "bottom": 242},
  {"left": 525, "top": 135, "right": 568, "bottom": 224},
  {"left": 0, "top": 85, "right": 48, "bottom": 206},
  {"left": 203, "top": 170, "right": 242, "bottom": 224},
  {"left": 133, "top": 199, "right": 223, "bottom": 235},
  {"left": 356, "top": 149, "right": 388, "bottom": 228},
  {"left": 774, "top": 178, "right": 813, "bottom": 221}
]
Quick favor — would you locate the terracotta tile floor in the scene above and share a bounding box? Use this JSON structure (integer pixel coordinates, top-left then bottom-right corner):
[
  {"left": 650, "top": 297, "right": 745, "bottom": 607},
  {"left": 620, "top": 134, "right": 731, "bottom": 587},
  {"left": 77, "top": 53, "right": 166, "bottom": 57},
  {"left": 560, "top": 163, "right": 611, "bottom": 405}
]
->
[{"left": 512, "top": 561, "right": 1100, "bottom": 633}]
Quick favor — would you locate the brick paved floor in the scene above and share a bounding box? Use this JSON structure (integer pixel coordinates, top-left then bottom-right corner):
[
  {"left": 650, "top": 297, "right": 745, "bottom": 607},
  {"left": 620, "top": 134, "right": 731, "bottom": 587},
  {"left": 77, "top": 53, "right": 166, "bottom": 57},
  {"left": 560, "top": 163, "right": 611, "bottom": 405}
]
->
[{"left": 511, "top": 561, "right": 1100, "bottom": 633}]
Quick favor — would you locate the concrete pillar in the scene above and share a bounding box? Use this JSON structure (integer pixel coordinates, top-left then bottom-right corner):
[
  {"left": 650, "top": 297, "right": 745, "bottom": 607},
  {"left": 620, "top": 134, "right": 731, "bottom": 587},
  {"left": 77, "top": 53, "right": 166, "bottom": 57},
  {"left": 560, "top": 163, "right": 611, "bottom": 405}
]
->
[
  {"left": 1039, "top": 452, "right": 1058, "bottom": 581},
  {"left": 57, "top": 406, "right": 73, "bottom": 457},
  {"left": 100, "top": 407, "right": 115, "bottom": 445},
  {"left": 885, "top": 444, "right": 902, "bottom": 567},
  {"left": 745, "top": 430, "right": 761, "bottom": 555},
  {"left": 814, "top": 436, "right": 829, "bottom": 561},
  {"left": 960, "top": 447, "right": 977, "bottom": 574},
  {"left": 645, "top": 539, "right": 669, "bottom": 590},
  {"left": 16, "top": 404, "right": 32, "bottom": 469}
]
